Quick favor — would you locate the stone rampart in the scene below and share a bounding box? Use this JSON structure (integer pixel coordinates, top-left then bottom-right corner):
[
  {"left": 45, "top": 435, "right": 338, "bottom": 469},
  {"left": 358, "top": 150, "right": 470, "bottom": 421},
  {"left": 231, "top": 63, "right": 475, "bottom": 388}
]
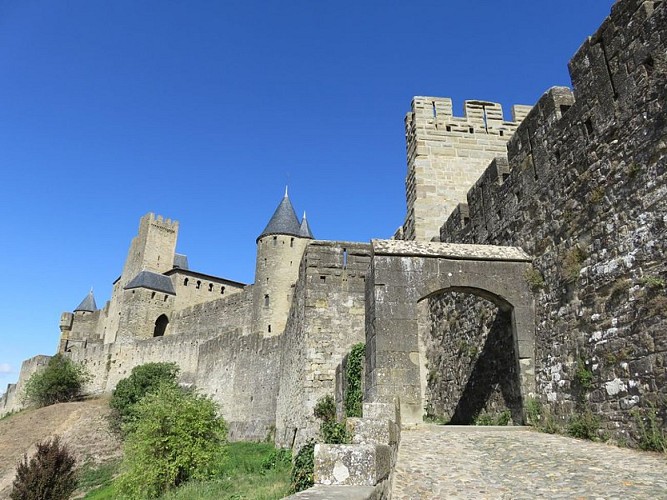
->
[
  {"left": 435, "top": 0, "right": 667, "bottom": 438},
  {"left": 275, "top": 241, "right": 371, "bottom": 450}
]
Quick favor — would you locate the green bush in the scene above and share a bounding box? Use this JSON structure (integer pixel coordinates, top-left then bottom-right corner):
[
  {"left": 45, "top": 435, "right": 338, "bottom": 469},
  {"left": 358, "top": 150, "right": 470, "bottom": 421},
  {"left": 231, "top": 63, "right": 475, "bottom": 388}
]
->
[
  {"left": 633, "top": 405, "right": 667, "bottom": 453},
  {"left": 11, "top": 436, "right": 77, "bottom": 500},
  {"left": 314, "top": 394, "right": 349, "bottom": 444},
  {"left": 261, "top": 447, "right": 292, "bottom": 471},
  {"left": 116, "top": 383, "right": 227, "bottom": 499},
  {"left": 313, "top": 394, "right": 336, "bottom": 422},
  {"left": 344, "top": 343, "right": 365, "bottom": 418},
  {"left": 567, "top": 410, "right": 600, "bottom": 440},
  {"left": 289, "top": 441, "right": 314, "bottom": 494},
  {"left": 23, "top": 354, "right": 89, "bottom": 408},
  {"left": 524, "top": 398, "right": 542, "bottom": 426},
  {"left": 109, "top": 362, "right": 179, "bottom": 434}
]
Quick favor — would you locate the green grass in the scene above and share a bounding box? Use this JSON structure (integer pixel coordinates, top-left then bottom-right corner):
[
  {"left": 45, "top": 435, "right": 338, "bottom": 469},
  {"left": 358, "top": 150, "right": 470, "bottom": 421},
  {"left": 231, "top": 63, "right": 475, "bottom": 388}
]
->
[
  {"left": 83, "top": 442, "right": 292, "bottom": 499},
  {"left": 80, "top": 460, "right": 121, "bottom": 499},
  {"left": 163, "top": 442, "right": 291, "bottom": 499}
]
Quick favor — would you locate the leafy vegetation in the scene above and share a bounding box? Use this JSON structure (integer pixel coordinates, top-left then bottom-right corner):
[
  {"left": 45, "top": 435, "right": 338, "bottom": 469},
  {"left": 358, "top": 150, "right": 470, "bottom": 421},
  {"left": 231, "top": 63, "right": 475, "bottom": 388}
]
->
[
  {"left": 289, "top": 441, "right": 315, "bottom": 494},
  {"left": 109, "top": 362, "right": 180, "bottom": 435},
  {"left": 567, "top": 409, "right": 600, "bottom": 440},
  {"left": 474, "top": 410, "right": 511, "bottom": 426},
  {"left": 344, "top": 343, "right": 365, "bottom": 418},
  {"left": 561, "top": 246, "right": 587, "bottom": 284},
  {"left": 314, "top": 394, "right": 349, "bottom": 444},
  {"left": 639, "top": 274, "right": 665, "bottom": 289},
  {"left": 11, "top": 436, "right": 77, "bottom": 500},
  {"left": 633, "top": 405, "right": 667, "bottom": 453},
  {"left": 23, "top": 354, "right": 89, "bottom": 408},
  {"left": 115, "top": 383, "right": 227, "bottom": 499},
  {"left": 573, "top": 359, "right": 594, "bottom": 391},
  {"left": 525, "top": 267, "right": 545, "bottom": 291}
]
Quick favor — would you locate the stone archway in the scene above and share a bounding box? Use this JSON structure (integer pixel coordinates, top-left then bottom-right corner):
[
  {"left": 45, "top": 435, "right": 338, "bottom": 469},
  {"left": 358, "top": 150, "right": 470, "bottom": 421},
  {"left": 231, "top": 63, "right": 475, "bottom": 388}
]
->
[
  {"left": 365, "top": 240, "right": 535, "bottom": 424},
  {"left": 153, "top": 314, "right": 169, "bottom": 337}
]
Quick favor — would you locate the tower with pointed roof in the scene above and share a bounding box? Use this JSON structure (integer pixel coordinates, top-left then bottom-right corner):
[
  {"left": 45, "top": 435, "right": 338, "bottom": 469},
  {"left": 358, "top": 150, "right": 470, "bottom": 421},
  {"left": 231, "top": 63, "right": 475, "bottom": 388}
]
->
[{"left": 252, "top": 189, "right": 313, "bottom": 336}]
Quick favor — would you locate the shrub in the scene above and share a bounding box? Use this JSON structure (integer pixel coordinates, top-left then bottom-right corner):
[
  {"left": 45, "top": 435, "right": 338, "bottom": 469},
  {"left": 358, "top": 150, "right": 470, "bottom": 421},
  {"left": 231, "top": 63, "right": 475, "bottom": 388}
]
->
[
  {"left": 567, "top": 410, "right": 600, "bottom": 440},
  {"left": 116, "top": 383, "right": 227, "bottom": 499},
  {"left": 23, "top": 354, "right": 89, "bottom": 408},
  {"left": 11, "top": 436, "right": 77, "bottom": 500},
  {"left": 109, "top": 362, "right": 179, "bottom": 434},
  {"left": 313, "top": 394, "right": 336, "bottom": 422},
  {"left": 314, "top": 395, "right": 349, "bottom": 444},
  {"left": 524, "top": 398, "right": 542, "bottom": 426},
  {"left": 525, "top": 267, "right": 545, "bottom": 292},
  {"left": 289, "top": 441, "right": 314, "bottom": 494},
  {"left": 561, "top": 246, "right": 587, "bottom": 284},
  {"left": 344, "top": 343, "right": 365, "bottom": 418},
  {"left": 633, "top": 405, "right": 667, "bottom": 453},
  {"left": 573, "top": 359, "right": 594, "bottom": 391}
]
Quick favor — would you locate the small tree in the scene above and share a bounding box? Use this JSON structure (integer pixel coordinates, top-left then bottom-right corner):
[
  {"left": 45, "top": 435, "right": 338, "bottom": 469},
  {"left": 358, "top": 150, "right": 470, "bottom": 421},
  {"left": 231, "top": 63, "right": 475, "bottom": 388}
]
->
[
  {"left": 109, "top": 362, "right": 179, "bottom": 434},
  {"left": 23, "top": 354, "right": 89, "bottom": 408},
  {"left": 11, "top": 436, "right": 77, "bottom": 500},
  {"left": 116, "top": 383, "right": 227, "bottom": 499}
]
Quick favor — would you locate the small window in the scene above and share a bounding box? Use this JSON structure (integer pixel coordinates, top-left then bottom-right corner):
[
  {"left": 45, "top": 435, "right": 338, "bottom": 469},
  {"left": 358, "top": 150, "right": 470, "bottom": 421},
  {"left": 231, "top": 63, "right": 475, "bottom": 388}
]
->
[
  {"left": 183, "top": 278, "right": 189, "bottom": 286},
  {"left": 221, "top": 286, "right": 225, "bottom": 295},
  {"left": 499, "top": 130, "right": 504, "bottom": 137},
  {"left": 151, "top": 292, "right": 156, "bottom": 299},
  {"left": 164, "top": 295, "right": 168, "bottom": 302},
  {"left": 446, "top": 125, "right": 452, "bottom": 132},
  {"left": 320, "top": 276, "right": 326, "bottom": 282},
  {"left": 208, "top": 283, "right": 213, "bottom": 292},
  {"left": 584, "top": 118, "right": 594, "bottom": 136},
  {"left": 502, "top": 173, "right": 510, "bottom": 183},
  {"left": 343, "top": 248, "right": 348, "bottom": 267},
  {"left": 290, "top": 237, "right": 294, "bottom": 248},
  {"left": 196, "top": 280, "right": 201, "bottom": 289},
  {"left": 264, "top": 294, "right": 270, "bottom": 306},
  {"left": 268, "top": 324, "right": 271, "bottom": 333},
  {"left": 273, "top": 236, "right": 277, "bottom": 246},
  {"left": 469, "top": 127, "right": 474, "bottom": 134},
  {"left": 463, "top": 216, "right": 470, "bottom": 226}
]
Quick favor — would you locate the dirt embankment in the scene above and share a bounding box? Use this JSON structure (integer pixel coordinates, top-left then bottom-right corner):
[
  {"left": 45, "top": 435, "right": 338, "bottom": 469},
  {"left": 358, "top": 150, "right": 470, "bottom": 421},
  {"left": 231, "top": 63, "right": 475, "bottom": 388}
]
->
[{"left": 0, "top": 398, "right": 122, "bottom": 499}]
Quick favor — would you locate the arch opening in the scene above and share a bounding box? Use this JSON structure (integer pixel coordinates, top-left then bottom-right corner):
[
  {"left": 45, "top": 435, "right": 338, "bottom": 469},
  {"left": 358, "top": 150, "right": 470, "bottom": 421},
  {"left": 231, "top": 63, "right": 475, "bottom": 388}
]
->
[
  {"left": 153, "top": 314, "right": 169, "bottom": 337},
  {"left": 419, "top": 288, "right": 522, "bottom": 425}
]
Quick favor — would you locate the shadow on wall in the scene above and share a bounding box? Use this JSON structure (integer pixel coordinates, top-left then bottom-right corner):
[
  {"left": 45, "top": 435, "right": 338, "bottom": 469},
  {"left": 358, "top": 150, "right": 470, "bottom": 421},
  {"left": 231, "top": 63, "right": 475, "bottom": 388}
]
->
[{"left": 448, "top": 309, "right": 522, "bottom": 424}]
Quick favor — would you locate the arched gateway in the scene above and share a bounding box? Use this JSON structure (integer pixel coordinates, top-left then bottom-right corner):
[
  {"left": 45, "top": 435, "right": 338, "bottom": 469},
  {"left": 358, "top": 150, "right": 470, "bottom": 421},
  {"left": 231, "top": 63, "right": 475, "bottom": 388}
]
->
[{"left": 365, "top": 239, "right": 535, "bottom": 424}]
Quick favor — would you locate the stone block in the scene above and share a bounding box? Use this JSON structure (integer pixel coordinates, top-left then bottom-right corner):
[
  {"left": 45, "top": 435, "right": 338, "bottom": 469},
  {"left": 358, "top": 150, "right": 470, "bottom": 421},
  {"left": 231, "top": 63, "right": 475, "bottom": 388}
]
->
[
  {"left": 347, "top": 417, "right": 397, "bottom": 446},
  {"left": 314, "top": 444, "right": 391, "bottom": 486}
]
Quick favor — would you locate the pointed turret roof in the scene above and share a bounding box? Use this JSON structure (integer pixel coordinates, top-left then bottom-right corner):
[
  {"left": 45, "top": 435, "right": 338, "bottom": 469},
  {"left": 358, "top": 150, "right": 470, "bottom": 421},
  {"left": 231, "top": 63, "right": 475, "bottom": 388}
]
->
[
  {"left": 74, "top": 289, "right": 97, "bottom": 312},
  {"left": 299, "top": 211, "right": 314, "bottom": 239},
  {"left": 257, "top": 188, "right": 303, "bottom": 241}
]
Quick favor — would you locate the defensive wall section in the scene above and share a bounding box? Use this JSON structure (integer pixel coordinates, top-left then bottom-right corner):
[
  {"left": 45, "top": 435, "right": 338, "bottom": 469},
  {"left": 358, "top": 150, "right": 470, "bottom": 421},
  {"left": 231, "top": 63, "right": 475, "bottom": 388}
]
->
[
  {"left": 431, "top": 0, "right": 667, "bottom": 439},
  {"left": 275, "top": 241, "right": 370, "bottom": 450},
  {"left": 399, "top": 96, "right": 531, "bottom": 242}
]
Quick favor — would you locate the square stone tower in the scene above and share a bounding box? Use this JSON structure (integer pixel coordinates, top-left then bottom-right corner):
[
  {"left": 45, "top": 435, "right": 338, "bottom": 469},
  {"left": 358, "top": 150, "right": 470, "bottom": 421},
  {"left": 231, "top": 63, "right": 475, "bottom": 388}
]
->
[{"left": 401, "top": 97, "right": 531, "bottom": 241}]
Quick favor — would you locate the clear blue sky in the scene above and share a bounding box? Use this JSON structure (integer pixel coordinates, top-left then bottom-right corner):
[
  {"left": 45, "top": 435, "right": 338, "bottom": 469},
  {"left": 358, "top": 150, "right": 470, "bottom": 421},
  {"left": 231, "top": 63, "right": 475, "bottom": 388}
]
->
[{"left": 0, "top": 1, "right": 614, "bottom": 391}]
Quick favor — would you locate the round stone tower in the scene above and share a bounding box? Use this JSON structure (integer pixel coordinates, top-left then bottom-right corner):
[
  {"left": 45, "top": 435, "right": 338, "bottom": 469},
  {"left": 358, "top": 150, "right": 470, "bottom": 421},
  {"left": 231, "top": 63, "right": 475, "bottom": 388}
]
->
[{"left": 252, "top": 189, "right": 313, "bottom": 336}]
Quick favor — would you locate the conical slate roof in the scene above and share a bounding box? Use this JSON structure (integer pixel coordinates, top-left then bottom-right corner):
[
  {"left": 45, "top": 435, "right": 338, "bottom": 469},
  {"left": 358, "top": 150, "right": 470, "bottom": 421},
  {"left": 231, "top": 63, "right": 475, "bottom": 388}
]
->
[
  {"left": 257, "top": 191, "right": 303, "bottom": 241},
  {"left": 74, "top": 290, "right": 97, "bottom": 312},
  {"left": 299, "top": 211, "right": 314, "bottom": 239}
]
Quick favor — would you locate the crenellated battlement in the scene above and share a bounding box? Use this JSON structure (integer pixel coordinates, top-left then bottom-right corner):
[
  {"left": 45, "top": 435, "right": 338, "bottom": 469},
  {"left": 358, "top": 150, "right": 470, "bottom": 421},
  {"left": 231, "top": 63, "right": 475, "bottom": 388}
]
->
[
  {"left": 145, "top": 212, "right": 178, "bottom": 232},
  {"left": 402, "top": 96, "right": 531, "bottom": 241}
]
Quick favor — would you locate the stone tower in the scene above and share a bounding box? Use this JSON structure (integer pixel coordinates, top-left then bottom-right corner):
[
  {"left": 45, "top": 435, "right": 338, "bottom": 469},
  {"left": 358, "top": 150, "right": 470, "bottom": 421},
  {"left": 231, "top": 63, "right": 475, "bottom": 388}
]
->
[
  {"left": 103, "top": 213, "right": 179, "bottom": 343},
  {"left": 252, "top": 190, "right": 313, "bottom": 336},
  {"left": 401, "top": 97, "right": 532, "bottom": 241}
]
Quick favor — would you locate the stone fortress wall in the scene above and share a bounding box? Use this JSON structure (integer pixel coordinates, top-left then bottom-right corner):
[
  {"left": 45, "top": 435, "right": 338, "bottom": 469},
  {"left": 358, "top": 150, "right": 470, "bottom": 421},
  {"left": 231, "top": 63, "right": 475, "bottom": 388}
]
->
[
  {"left": 1, "top": 0, "right": 664, "bottom": 453},
  {"left": 425, "top": 0, "right": 667, "bottom": 437}
]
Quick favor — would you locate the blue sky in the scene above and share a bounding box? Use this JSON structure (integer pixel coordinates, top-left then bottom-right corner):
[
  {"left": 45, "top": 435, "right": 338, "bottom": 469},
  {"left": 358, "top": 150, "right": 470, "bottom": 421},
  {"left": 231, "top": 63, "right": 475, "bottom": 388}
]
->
[{"left": 0, "top": 1, "right": 614, "bottom": 391}]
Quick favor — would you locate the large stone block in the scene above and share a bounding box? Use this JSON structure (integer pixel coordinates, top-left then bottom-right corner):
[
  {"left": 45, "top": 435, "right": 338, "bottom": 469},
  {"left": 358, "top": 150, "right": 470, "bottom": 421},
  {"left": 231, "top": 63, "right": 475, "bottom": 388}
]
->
[{"left": 314, "top": 444, "right": 391, "bottom": 486}]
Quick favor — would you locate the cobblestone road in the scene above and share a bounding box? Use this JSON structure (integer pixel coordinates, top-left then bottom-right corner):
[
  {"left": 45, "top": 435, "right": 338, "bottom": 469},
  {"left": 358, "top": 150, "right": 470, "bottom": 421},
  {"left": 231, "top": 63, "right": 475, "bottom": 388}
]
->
[{"left": 391, "top": 425, "right": 667, "bottom": 499}]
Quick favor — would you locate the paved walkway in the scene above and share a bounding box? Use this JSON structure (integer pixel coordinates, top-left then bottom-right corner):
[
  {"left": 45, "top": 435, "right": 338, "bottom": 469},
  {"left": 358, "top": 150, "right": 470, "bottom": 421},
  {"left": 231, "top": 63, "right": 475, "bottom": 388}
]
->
[{"left": 392, "top": 425, "right": 667, "bottom": 499}]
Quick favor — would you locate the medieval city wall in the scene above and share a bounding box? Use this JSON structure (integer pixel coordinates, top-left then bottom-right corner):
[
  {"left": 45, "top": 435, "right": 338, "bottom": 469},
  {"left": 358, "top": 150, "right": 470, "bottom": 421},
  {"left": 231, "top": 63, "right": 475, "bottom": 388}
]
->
[
  {"left": 275, "top": 241, "right": 370, "bottom": 450},
  {"left": 432, "top": 0, "right": 666, "bottom": 439},
  {"left": 196, "top": 332, "right": 282, "bottom": 442},
  {"left": 0, "top": 355, "right": 52, "bottom": 415}
]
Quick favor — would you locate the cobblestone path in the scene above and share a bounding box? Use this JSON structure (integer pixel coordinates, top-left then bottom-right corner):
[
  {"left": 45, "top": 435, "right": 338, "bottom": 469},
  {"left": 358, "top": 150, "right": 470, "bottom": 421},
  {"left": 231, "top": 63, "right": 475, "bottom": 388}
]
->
[{"left": 391, "top": 425, "right": 667, "bottom": 499}]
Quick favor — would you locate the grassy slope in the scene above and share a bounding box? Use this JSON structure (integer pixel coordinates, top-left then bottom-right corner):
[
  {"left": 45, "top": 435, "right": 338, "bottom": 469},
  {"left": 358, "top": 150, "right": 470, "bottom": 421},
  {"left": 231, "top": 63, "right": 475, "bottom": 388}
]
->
[{"left": 0, "top": 398, "right": 122, "bottom": 498}]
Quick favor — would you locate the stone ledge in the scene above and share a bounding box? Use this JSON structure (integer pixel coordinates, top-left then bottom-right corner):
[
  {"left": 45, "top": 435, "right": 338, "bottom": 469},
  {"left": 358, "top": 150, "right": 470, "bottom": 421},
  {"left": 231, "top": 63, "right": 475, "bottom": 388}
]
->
[
  {"left": 286, "top": 484, "right": 379, "bottom": 499},
  {"left": 372, "top": 239, "right": 531, "bottom": 262}
]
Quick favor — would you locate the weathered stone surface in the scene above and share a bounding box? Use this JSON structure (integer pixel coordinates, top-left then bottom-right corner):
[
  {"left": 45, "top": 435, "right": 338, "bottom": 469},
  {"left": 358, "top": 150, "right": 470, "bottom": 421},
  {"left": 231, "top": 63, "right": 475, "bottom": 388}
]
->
[
  {"left": 314, "top": 444, "right": 392, "bottom": 487},
  {"left": 286, "top": 485, "right": 378, "bottom": 500}
]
